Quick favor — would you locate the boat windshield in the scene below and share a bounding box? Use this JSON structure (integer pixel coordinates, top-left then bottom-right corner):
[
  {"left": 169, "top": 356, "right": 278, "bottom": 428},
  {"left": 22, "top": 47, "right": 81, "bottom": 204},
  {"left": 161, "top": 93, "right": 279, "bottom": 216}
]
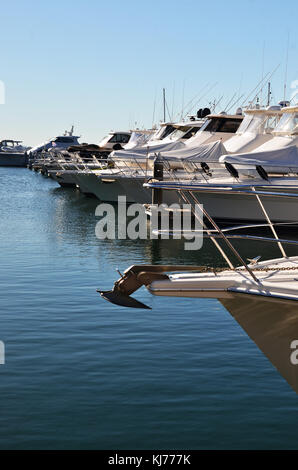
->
[
  {"left": 149, "top": 125, "right": 175, "bottom": 141},
  {"left": 204, "top": 117, "right": 241, "bottom": 133},
  {"left": 236, "top": 114, "right": 280, "bottom": 135},
  {"left": 108, "top": 133, "right": 131, "bottom": 144},
  {"left": 183, "top": 127, "right": 200, "bottom": 139},
  {"left": 167, "top": 127, "right": 188, "bottom": 141},
  {"left": 263, "top": 115, "right": 281, "bottom": 133},
  {"left": 273, "top": 113, "right": 298, "bottom": 135},
  {"left": 236, "top": 114, "right": 264, "bottom": 134},
  {"left": 1, "top": 140, "right": 16, "bottom": 147},
  {"left": 98, "top": 135, "right": 111, "bottom": 146},
  {"left": 167, "top": 126, "right": 200, "bottom": 141}
]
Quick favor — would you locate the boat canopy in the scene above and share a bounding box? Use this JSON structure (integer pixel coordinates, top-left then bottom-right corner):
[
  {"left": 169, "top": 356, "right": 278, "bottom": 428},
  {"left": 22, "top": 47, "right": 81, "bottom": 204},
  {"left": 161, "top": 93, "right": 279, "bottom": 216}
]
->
[
  {"left": 172, "top": 120, "right": 204, "bottom": 129},
  {"left": 235, "top": 107, "right": 281, "bottom": 135},
  {"left": 111, "top": 123, "right": 200, "bottom": 160},
  {"left": 220, "top": 144, "right": 298, "bottom": 167},
  {"left": 153, "top": 140, "right": 227, "bottom": 163}
]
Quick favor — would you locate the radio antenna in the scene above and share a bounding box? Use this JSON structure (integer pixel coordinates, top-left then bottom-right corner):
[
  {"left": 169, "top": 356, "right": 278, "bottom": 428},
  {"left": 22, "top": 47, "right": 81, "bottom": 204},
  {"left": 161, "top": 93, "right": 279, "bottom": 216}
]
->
[
  {"left": 260, "top": 41, "right": 265, "bottom": 106},
  {"left": 283, "top": 32, "right": 290, "bottom": 101}
]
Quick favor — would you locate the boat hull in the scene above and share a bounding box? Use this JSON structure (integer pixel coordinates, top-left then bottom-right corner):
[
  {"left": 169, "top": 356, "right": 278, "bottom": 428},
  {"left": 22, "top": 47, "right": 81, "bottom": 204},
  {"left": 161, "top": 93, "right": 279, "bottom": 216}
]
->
[
  {"left": 0, "top": 152, "right": 28, "bottom": 167},
  {"left": 74, "top": 172, "right": 137, "bottom": 202},
  {"left": 183, "top": 188, "right": 298, "bottom": 222},
  {"left": 73, "top": 170, "right": 298, "bottom": 223},
  {"left": 89, "top": 176, "right": 298, "bottom": 223},
  {"left": 48, "top": 170, "right": 77, "bottom": 187}
]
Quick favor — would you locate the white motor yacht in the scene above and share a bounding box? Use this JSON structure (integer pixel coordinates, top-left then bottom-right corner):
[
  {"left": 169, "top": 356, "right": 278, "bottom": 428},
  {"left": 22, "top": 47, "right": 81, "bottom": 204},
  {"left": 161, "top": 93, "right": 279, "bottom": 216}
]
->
[
  {"left": 48, "top": 130, "right": 154, "bottom": 187},
  {"left": 72, "top": 119, "right": 199, "bottom": 197},
  {"left": 75, "top": 113, "right": 243, "bottom": 202},
  {"left": 224, "top": 104, "right": 298, "bottom": 158},
  {"left": 97, "top": 130, "right": 131, "bottom": 156},
  {"left": 224, "top": 105, "right": 282, "bottom": 153},
  {"left": 28, "top": 127, "right": 81, "bottom": 158},
  {"left": 110, "top": 118, "right": 206, "bottom": 165},
  {"left": 141, "top": 104, "right": 298, "bottom": 221},
  {"left": 79, "top": 105, "right": 282, "bottom": 204}
]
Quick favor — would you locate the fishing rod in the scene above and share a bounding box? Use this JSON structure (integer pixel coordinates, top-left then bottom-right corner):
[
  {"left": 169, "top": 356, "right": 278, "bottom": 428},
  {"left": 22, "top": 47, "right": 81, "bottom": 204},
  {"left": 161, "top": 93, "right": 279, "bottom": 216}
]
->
[
  {"left": 182, "top": 81, "right": 218, "bottom": 119},
  {"left": 250, "top": 63, "right": 280, "bottom": 107},
  {"left": 241, "top": 63, "right": 280, "bottom": 108},
  {"left": 212, "top": 95, "right": 224, "bottom": 113},
  {"left": 223, "top": 92, "right": 237, "bottom": 112},
  {"left": 174, "top": 82, "right": 211, "bottom": 121},
  {"left": 226, "top": 93, "right": 245, "bottom": 114},
  {"left": 241, "top": 70, "right": 271, "bottom": 107},
  {"left": 289, "top": 90, "right": 298, "bottom": 104},
  {"left": 283, "top": 32, "right": 290, "bottom": 101}
]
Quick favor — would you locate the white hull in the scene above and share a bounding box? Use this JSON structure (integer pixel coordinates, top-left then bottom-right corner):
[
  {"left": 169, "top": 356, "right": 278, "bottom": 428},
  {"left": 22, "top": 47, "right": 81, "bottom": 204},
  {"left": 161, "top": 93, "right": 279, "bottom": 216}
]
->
[
  {"left": 67, "top": 163, "right": 298, "bottom": 224},
  {"left": 49, "top": 170, "right": 77, "bottom": 186},
  {"left": 220, "top": 294, "right": 298, "bottom": 393},
  {"left": 74, "top": 172, "right": 136, "bottom": 202},
  {"left": 85, "top": 174, "right": 298, "bottom": 222},
  {"left": 74, "top": 172, "right": 185, "bottom": 205},
  {"left": 184, "top": 188, "right": 298, "bottom": 222},
  {"left": 73, "top": 172, "right": 95, "bottom": 194}
]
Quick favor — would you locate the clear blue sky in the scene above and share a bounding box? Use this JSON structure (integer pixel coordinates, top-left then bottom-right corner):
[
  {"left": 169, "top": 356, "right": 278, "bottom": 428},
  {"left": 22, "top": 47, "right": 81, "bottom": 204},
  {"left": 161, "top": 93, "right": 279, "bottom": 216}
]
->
[{"left": 0, "top": 0, "right": 297, "bottom": 146}]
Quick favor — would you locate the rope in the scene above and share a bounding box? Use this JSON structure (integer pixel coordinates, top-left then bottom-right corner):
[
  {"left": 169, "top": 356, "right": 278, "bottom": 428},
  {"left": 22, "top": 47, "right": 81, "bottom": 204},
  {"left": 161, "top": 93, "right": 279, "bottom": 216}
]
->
[{"left": 200, "top": 265, "right": 298, "bottom": 273}]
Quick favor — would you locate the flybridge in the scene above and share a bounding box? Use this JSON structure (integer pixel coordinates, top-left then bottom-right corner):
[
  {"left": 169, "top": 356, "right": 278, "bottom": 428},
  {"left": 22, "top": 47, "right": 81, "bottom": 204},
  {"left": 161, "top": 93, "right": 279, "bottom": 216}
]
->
[{"left": 27, "top": 127, "right": 81, "bottom": 156}]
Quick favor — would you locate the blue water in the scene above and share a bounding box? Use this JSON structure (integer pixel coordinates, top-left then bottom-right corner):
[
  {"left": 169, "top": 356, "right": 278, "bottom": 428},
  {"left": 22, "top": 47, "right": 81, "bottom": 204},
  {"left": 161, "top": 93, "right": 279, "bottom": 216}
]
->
[{"left": 1, "top": 167, "right": 298, "bottom": 450}]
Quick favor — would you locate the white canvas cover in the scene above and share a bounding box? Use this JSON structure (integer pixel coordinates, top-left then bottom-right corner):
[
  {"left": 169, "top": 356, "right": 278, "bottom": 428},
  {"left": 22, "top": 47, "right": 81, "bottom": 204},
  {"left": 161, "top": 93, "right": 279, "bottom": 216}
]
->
[
  {"left": 123, "top": 131, "right": 153, "bottom": 149},
  {"left": 111, "top": 120, "right": 208, "bottom": 161},
  {"left": 220, "top": 145, "right": 298, "bottom": 168},
  {"left": 158, "top": 140, "right": 227, "bottom": 162},
  {"left": 111, "top": 140, "right": 185, "bottom": 160}
]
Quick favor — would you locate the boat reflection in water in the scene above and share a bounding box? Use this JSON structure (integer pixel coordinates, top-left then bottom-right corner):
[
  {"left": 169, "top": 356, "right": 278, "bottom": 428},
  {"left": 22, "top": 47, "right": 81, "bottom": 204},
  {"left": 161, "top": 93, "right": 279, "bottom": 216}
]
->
[{"left": 220, "top": 294, "right": 298, "bottom": 393}]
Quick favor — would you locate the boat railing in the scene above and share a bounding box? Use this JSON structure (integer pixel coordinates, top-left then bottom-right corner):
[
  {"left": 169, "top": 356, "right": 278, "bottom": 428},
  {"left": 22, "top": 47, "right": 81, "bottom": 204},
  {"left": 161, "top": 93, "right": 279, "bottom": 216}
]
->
[
  {"left": 144, "top": 174, "right": 298, "bottom": 284},
  {"left": 108, "top": 151, "right": 298, "bottom": 185}
]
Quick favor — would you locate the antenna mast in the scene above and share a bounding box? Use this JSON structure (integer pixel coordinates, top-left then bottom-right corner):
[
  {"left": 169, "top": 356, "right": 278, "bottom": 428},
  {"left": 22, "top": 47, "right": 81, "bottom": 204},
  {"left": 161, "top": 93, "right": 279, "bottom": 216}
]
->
[
  {"left": 283, "top": 33, "right": 290, "bottom": 101},
  {"left": 260, "top": 41, "right": 265, "bottom": 106},
  {"left": 267, "top": 82, "right": 271, "bottom": 107}
]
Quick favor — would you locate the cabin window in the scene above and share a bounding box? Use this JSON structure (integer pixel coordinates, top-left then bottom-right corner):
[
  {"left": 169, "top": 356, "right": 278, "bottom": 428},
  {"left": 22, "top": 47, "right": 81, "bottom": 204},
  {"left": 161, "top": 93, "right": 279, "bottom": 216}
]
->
[
  {"left": 109, "top": 134, "right": 130, "bottom": 144},
  {"left": 117, "top": 134, "right": 130, "bottom": 143},
  {"left": 55, "top": 137, "right": 75, "bottom": 143}
]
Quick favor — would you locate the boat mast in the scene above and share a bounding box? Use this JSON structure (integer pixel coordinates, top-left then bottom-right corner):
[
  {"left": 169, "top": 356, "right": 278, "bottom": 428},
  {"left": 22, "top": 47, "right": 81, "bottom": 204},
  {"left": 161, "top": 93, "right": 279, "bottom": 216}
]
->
[{"left": 163, "top": 88, "right": 166, "bottom": 122}]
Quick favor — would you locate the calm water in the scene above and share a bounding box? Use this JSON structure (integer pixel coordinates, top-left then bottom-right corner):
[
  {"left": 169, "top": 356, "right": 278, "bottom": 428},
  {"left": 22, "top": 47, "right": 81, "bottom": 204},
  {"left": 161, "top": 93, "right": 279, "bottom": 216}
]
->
[{"left": 1, "top": 166, "right": 298, "bottom": 450}]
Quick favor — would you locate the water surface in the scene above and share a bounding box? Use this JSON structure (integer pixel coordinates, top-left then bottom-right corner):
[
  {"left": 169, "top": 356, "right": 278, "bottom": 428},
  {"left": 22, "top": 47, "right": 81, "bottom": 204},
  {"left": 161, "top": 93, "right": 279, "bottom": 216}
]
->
[{"left": 1, "top": 167, "right": 298, "bottom": 449}]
